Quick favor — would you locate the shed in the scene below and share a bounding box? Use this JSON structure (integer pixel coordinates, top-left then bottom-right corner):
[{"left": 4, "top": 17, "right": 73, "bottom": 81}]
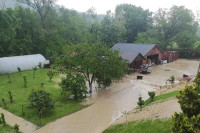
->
[
  {"left": 112, "top": 43, "right": 163, "bottom": 68},
  {"left": 0, "top": 54, "right": 48, "bottom": 74},
  {"left": 162, "top": 51, "right": 178, "bottom": 62}
]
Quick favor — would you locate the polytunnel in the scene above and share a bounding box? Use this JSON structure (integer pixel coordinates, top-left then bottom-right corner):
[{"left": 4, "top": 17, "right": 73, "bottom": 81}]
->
[{"left": 0, "top": 54, "right": 48, "bottom": 74}]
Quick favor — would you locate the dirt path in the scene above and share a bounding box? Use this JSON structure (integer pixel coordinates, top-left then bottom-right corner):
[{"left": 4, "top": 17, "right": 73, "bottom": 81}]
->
[
  {"left": 113, "top": 98, "right": 181, "bottom": 125},
  {"left": 0, "top": 107, "right": 38, "bottom": 133}
]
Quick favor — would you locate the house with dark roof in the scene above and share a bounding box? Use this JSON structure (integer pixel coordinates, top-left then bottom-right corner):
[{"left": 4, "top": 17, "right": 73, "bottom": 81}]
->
[{"left": 112, "top": 43, "right": 163, "bottom": 69}]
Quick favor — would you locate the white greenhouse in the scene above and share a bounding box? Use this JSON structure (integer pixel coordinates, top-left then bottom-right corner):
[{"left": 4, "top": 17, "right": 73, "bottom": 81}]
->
[{"left": 0, "top": 54, "right": 49, "bottom": 74}]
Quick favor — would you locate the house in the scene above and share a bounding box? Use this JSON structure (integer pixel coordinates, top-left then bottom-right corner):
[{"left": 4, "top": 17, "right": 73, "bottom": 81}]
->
[
  {"left": 0, "top": 54, "right": 49, "bottom": 74},
  {"left": 112, "top": 43, "right": 163, "bottom": 68}
]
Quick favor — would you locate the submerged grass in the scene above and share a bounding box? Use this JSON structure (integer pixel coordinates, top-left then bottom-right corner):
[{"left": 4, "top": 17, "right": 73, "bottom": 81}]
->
[
  {"left": 0, "top": 69, "right": 86, "bottom": 126},
  {"left": 103, "top": 119, "right": 172, "bottom": 133}
]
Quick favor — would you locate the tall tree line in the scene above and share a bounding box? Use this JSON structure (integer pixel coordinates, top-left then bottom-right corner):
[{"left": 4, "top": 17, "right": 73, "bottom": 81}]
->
[{"left": 0, "top": 2, "right": 199, "bottom": 60}]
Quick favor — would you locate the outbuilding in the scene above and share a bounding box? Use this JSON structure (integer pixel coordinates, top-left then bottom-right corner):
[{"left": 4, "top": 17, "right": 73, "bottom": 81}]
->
[
  {"left": 0, "top": 54, "right": 49, "bottom": 74},
  {"left": 112, "top": 43, "right": 163, "bottom": 68}
]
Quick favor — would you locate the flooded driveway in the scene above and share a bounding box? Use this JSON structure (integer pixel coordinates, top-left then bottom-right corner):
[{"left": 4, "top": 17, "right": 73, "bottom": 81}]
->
[{"left": 34, "top": 59, "right": 199, "bottom": 133}]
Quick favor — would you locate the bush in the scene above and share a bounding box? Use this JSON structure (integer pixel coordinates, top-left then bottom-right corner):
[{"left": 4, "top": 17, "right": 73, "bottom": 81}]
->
[
  {"left": 47, "top": 70, "right": 54, "bottom": 81},
  {"left": 137, "top": 96, "right": 145, "bottom": 111},
  {"left": 28, "top": 90, "right": 54, "bottom": 115},
  {"left": 23, "top": 76, "right": 27, "bottom": 88},
  {"left": 172, "top": 112, "right": 200, "bottom": 133},
  {"left": 127, "top": 68, "right": 134, "bottom": 74},
  {"left": 1, "top": 113, "right": 6, "bottom": 125},
  {"left": 13, "top": 124, "right": 19, "bottom": 133},
  {"left": 8, "top": 91, "right": 13, "bottom": 103},
  {"left": 148, "top": 91, "right": 155, "bottom": 101},
  {"left": 59, "top": 71, "right": 87, "bottom": 100}
]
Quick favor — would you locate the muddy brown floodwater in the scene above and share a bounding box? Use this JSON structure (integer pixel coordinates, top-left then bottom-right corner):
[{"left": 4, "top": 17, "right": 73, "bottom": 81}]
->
[{"left": 34, "top": 59, "right": 199, "bottom": 133}]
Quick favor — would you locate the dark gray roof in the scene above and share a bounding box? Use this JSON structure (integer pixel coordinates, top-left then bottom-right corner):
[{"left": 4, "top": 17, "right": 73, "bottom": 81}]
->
[{"left": 112, "top": 43, "right": 156, "bottom": 62}]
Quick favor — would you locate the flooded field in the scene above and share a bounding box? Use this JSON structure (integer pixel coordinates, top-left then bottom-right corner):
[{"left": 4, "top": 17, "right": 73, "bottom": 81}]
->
[{"left": 34, "top": 59, "right": 199, "bottom": 133}]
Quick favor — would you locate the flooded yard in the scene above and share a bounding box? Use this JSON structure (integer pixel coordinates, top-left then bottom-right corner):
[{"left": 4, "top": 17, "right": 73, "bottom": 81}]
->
[{"left": 34, "top": 59, "right": 199, "bottom": 133}]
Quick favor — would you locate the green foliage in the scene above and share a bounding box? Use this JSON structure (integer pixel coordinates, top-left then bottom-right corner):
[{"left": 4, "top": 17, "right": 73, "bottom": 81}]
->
[
  {"left": 23, "top": 76, "right": 27, "bottom": 88},
  {"left": 59, "top": 70, "right": 87, "bottom": 100},
  {"left": 172, "top": 113, "right": 200, "bottom": 133},
  {"left": 137, "top": 96, "right": 145, "bottom": 110},
  {"left": 148, "top": 91, "right": 155, "bottom": 101},
  {"left": 8, "top": 91, "right": 13, "bottom": 103},
  {"left": 1, "top": 113, "right": 6, "bottom": 125},
  {"left": 47, "top": 70, "right": 54, "bottom": 81},
  {"left": 13, "top": 124, "right": 19, "bottom": 133},
  {"left": 127, "top": 68, "right": 134, "bottom": 75},
  {"left": 56, "top": 43, "right": 127, "bottom": 93},
  {"left": 28, "top": 89, "right": 54, "bottom": 116},
  {"left": 194, "top": 71, "right": 200, "bottom": 86},
  {"left": 176, "top": 85, "right": 200, "bottom": 117}
]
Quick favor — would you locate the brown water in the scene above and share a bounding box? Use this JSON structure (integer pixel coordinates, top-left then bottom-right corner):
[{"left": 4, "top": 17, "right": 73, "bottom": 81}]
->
[{"left": 34, "top": 59, "right": 199, "bottom": 133}]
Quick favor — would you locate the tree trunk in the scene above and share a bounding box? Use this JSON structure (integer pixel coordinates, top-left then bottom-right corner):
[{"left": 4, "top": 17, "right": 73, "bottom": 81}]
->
[{"left": 89, "top": 83, "right": 92, "bottom": 93}]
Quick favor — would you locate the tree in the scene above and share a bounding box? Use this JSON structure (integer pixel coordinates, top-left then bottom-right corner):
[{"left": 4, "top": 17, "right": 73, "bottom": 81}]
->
[
  {"left": 59, "top": 70, "right": 87, "bottom": 100},
  {"left": 28, "top": 89, "right": 54, "bottom": 123},
  {"left": 171, "top": 73, "right": 200, "bottom": 132},
  {"left": 115, "top": 4, "right": 152, "bottom": 42},
  {"left": 8, "top": 91, "right": 13, "bottom": 103},
  {"left": 56, "top": 43, "right": 127, "bottom": 93},
  {"left": 194, "top": 71, "right": 200, "bottom": 87},
  {"left": 17, "top": 0, "right": 57, "bottom": 29},
  {"left": 153, "top": 6, "right": 198, "bottom": 50},
  {"left": 1, "top": 113, "right": 6, "bottom": 125},
  {"left": 137, "top": 96, "right": 145, "bottom": 111},
  {"left": 148, "top": 91, "right": 155, "bottom": 101}
]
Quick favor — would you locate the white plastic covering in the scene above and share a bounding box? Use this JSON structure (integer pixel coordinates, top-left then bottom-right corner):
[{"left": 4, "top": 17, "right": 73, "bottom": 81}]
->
[{"left": 0, "top": 54, "right": 46, "bottom": 74}]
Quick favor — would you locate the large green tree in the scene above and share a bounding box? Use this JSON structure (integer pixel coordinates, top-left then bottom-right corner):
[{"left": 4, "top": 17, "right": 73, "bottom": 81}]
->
[{"left": 55, "top": 43, "right": 127, "bottom": 93}]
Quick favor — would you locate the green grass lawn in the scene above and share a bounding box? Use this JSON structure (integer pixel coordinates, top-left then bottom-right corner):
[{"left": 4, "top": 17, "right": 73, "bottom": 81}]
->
[
  {"left": 0, "top": 69, "right": 86, "bottom": 126},
  {"left": 0, "top": 124, "right": 18, "bottom": 133},
  {"left": 144, "top": 90, "right": 179, "bottom": 107},
  {"left": 103, "top": 119, "right": 172, "bottom": 133}
]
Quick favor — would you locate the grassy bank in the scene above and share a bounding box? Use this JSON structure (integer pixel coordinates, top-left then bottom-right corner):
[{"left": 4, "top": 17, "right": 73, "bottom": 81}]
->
[
  {"left": 144, "top": 90, "right": 179, "bottom": 106},
  {"left": 103, "top": 119, "right": 172, "bottom": 133},
  {"left": 0, "top": 69, "right": 86, "bottom": 126}
]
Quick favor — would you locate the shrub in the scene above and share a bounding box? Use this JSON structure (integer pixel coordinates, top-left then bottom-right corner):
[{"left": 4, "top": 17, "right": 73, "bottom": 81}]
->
[
  {"left": 2, "top": 98, "right": 6, "bottom": 108},
  {"left": 8, "top": 74, "right": 11, "bottom": 83},
  {"left": 137, "top": 96, "right": 145, "bottom": 111},
  {"left": 59, "top": 71, "right": 88, "bottom": 100},
  {"left": 32, "top": 67, "right": 37, "bottom": 78},
  {"left": 28, "top": 89, "right": 54, "bottom": 115},
  {"left": 23, "top": 76, "right": 27, "bottom": 88},
  {"left": 47, "top": 70, "right": 54, "bottom": 81},
  {"left": 8, "top": 91, "right": 13, "bottom": 103},
  {"left": 148, "top": 91, "right": 155, "bottom": 101},
  {"left": 1, "top": 113, "right": 6, "bottom": 125},
  {"left": 17, "top": 67, "right": 21, "bottom": 76},
  {"left": 167, "top": 75, "right": 175, "bottom": 84},
  {"left": 172, "top": 112, "right": 200, "bottom": 133},
  {"left": 13, "top": 124, "right": 19, "bottom": 133},
  {"left": 127, "top": 68, "right": 134, "bottom": 74}
]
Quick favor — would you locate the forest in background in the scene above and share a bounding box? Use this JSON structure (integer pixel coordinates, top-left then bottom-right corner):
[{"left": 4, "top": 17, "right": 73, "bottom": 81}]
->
[{"left": 0, "top": 0, "right": 200, "bottom": 60}]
